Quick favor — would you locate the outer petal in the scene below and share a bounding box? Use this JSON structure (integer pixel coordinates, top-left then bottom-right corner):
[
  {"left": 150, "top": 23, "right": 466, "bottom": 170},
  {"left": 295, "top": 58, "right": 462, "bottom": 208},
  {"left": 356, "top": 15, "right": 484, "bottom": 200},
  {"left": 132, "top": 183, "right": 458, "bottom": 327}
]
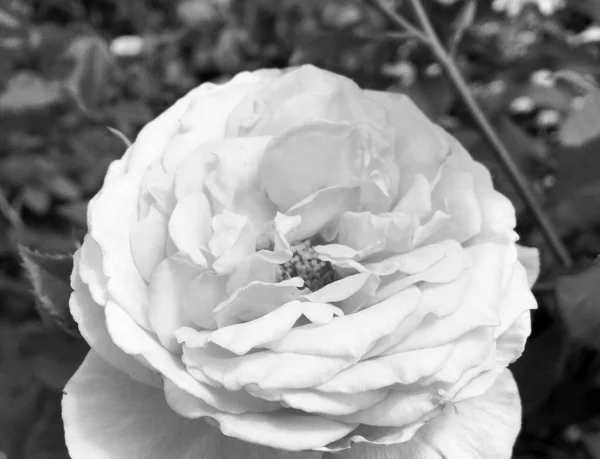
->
[
  {"left": 70, "top": 251, "right": 161, "bottom": 388},
  {"left": 516, "top": 245, "right": 540, "bottom": 288},
  {"left": 364, "top": 91, "right": 450, "bottom": 196},
  {"left": 63, "top": 351, "right": 321, "bottom": 459},
  {"left": 327, "top": 369, "right": 521, "bottom": 459},
  {"left": 89, "top": 169, "right": 151, "bottom": 330}
]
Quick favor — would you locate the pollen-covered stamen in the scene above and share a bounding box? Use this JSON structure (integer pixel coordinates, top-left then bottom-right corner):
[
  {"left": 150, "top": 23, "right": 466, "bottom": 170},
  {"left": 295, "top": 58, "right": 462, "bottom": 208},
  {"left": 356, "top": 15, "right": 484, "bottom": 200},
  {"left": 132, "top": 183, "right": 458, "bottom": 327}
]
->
[{"left": 279, "top": 239, "right": 338, "bottom": 292}]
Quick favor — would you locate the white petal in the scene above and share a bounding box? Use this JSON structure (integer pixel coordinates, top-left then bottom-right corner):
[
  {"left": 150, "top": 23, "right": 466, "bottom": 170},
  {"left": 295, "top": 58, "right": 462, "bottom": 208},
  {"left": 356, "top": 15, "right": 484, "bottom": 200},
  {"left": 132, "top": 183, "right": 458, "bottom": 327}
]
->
[
  {"left": 212, "top": 278, "right": 305, "bottom": 327},
  {"left": 70, "top": 251, "right": 161, "bottom": 388},
  {"left": 182, "top": 271, "right": 228, "bottom": 330},
  {"left": 364, "top": 91, "right": 450, "bottom": 196},
  {"left": 148, "top": 255, "right": 200, "bottom": 352},
  {"left": 304, "top": 273, "right": 380, "bottom": 314},
  {"left": 202, "top": 137, "right": 275, "bottom": 229},
  {"left": 287, "top": 186, "right": 361, "bottom": 241},
  {"left": 168, "top": 190, "right": 213, "bottom": 266},
  {"left": 264, "top": 287, "right": 422, "bottom": 360},
  {"left": 78, "top": 235, "right": 108, "bottom": 306},
  {"left": 210, "top": 210, "right": 256, "bottom": 274},
  {"left": 89, "top": 169, "right": 152, "bottom": 329},
  {"left": 63, "top": 351, "right": 321, "bottom": 459},
  {"left": 191, "top": 300, "right": 343, "bottom": 355},
  {"left": 259, "top": 122, "right": 375, "bottom": 211},
  {"left": 516, "top": 244, "right": 540, "bottom": 287},
  {"left": 130, "top": 205, "right": 167, "bottom": 282},
  {"left": 329, "top": 369, "right": 521, "bottom": 459}
]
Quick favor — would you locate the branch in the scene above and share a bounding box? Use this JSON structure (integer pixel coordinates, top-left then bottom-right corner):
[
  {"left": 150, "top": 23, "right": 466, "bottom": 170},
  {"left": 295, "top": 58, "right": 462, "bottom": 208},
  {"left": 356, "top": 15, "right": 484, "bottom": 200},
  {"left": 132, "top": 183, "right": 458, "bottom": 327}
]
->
[
  {"left": 364, "top": 0, "right": 430, "bottom": 44},
  {"left": 370, "top": 0, "right": 573, "bottom": 267}
]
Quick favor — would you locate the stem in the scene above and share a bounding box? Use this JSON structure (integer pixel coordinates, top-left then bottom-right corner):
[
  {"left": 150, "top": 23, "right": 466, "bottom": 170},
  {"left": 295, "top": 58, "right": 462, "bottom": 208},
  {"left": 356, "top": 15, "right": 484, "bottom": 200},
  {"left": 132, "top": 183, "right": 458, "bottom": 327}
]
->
[
  {"left": 406, "top": 0, "right": 573, "bottom": 267},
  {"left": 364, "top": 0, "right": 430, "bottom": 44}
]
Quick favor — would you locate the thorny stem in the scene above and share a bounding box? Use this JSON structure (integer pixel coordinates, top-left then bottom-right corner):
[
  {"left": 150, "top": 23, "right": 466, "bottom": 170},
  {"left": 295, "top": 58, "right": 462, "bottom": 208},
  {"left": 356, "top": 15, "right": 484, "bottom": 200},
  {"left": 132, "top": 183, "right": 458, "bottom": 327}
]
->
[{"left": 368, "top": 0, "right": 573, "bottom": 267}]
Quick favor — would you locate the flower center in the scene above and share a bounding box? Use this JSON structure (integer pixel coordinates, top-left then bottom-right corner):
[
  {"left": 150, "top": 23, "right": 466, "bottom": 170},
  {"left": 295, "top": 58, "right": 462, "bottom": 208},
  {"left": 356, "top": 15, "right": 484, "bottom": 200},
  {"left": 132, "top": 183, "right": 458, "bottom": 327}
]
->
[{"left": 279, "top": 239, "right": 338, "bottom": 292}]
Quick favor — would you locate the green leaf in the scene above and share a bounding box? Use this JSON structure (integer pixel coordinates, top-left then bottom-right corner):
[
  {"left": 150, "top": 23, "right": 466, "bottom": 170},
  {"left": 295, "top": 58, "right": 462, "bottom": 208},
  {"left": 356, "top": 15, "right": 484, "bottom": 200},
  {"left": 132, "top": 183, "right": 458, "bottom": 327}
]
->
[
  {"left": 558, "top": 93, "right": 600, "bottom": 147},
  {"left": 56, "top": 200, "right": 88, "bottom": 228},
  {"left": 0, "top": 72, "right": 62, "bottom": 113},
  {"left": 19, "top": 246, "right": 80, "bottom": 338},
  {"left": 556, "top": 259, "right": 600, "bottom": 350},
  {"left": 65, "top": 34, "right": 115, "bottom": 111}
]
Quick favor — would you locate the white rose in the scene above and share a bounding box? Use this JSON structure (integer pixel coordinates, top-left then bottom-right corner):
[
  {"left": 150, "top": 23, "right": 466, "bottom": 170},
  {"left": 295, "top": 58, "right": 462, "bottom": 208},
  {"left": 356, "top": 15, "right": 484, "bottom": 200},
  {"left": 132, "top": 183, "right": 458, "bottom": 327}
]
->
[{"left": 64, "top": 65, "right": 538, "bottom": 459}]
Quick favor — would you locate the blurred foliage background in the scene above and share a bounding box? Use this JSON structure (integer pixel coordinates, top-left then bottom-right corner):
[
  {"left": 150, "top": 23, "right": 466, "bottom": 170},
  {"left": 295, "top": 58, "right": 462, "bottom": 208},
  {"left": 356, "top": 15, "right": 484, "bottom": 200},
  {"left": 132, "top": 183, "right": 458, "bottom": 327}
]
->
[{"left": 4, "top": 0, "right": 600, "bottom": 457}]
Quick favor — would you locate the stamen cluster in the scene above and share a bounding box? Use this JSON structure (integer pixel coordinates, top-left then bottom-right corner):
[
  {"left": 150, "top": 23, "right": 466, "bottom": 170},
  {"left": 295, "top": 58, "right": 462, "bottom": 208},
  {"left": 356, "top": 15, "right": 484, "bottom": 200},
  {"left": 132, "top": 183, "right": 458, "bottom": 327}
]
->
[{"left": 279, "top": 239, "right": 338, "bottom": 291}]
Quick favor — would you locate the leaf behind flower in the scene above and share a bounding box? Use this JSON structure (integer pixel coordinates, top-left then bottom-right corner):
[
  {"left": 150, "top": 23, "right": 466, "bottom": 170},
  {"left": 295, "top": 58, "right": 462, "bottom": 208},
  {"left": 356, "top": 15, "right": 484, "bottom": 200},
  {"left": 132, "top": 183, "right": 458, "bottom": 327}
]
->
[{"left": 19, "top": 246, "right": 80, "bottom": 338}]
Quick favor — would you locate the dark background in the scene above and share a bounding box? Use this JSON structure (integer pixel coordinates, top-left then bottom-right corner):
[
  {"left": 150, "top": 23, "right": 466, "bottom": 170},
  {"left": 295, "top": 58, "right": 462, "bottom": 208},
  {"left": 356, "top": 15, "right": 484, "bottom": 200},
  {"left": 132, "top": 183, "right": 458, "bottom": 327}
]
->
[{"left": 3, "top": 0, "right": 600, "bottom": 457}]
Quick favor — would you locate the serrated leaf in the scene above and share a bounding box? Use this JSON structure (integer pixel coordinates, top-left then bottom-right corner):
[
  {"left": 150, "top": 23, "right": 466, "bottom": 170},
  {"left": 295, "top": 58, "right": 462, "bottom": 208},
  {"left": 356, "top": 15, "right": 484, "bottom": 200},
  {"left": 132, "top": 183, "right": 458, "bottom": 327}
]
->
[
  {"left": 559, "top": 93, "right": 600, "bottom": 147},
  {"left": 19, "top": 246, "right": 79, "bottom": 338},
  {"left": 556, "top": 259, "right": 600, "bottom": 349}
]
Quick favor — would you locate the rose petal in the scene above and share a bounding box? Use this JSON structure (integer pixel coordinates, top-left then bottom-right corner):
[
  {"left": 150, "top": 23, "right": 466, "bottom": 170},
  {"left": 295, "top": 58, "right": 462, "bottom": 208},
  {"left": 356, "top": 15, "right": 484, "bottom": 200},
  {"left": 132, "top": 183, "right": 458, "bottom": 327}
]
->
[
  {"left": 130, "top": 205, "right": 167, "bottom": 282},
  {"left": 364, "top": 91, "right": 450, "bottom": 196},
  {"left": 164, "top": 377, "right": 280, "bottom": 416},
  {"left": 89, "top": 169, "right": 152, "bottom": 329},
  {"left": 184, "top": 300, "right": 343, "bottom": 356},
  {"left": 106, "top": 300, "right": 287, "bottom": 417},
  {"left": 212, "top": 278, "right": 306, "bottom": 327},
  {"left": 259, "top": 122, "right": 387, "bottom": 212},
  {"left": 148, "top": 254, "right": 200, "bottom": 352},
  {"left": 381, "top": 244, "right": 506, "bottom": 355},
  {"left": 181, "top": 343, "right": 353, "bottom": 392},
  {"left": 182, "top": 271, "right": 228, "bottom": 330},
  {"left": 316, "top": 325, "right": 489, "bottom": 396},
  {"left": 168, "top": 190, "right": 213, "bottom": 266},
  {"left": 373, "top": 243, "right": 472, "bottom": 302},
  {"left": 227, "top": 65, "right": 386, "bottom": 137},
  {"left": 124, "top": 88, "right": 199, "bottom": 172},
  {"left": 304, "top": 273, "right": 380, "bottom": 314},
  {"left": 328, "top": 387, "right": 440, "bottom": 427},
  {"left": 361, "top": 240, "right": 465, "bottom": 277},
  {"left": 250, "top": 386, "right": 391, "bottom": 417},
  {"left": 264, "top": 287, "right": 422, "bottom": 360},
  {"left": 63, "top": 351, "right": 321, "bottom": 459},
  {"left": 392, "top": 174, "right": 431, "bottom": 220},
  {"left": 210, "top": 210, "right": 256, "bottom": 274},
  {"left": 160, "top": 72, "right": 278, "bottom": 172},
  {"left": 426, "top": 166, "right": 481, "bottom": 244},
  {"left": 336, "top": 211, "right": 417, "bottom": 254},
  {"left": 516, "top": 245, "right": 540, "bottom": 288},
  {"left": 445, "top": 131, "right": 518, "bottom": 244},
  {"left": 78, "top": 236, "right": 108, "bottom": 306},
  {"left": 70, "top": 251, "right": 161, "bottom": 388},
  {"left": 328, "top": 369, "right": 521, "bottom": 459},
  {"left": 203, "top": 137, "right": 276, "bottom": 229},
  {"left": 104, "top": 300, "right": 217, "bottom": 392}
]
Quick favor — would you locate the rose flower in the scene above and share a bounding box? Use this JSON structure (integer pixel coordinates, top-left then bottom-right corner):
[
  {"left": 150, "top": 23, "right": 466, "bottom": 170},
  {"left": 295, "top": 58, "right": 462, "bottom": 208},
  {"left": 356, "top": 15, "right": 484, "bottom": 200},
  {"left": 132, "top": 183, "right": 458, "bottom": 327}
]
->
[{"left": 64, "top": 65, "right": 538, "bottom": 459}]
